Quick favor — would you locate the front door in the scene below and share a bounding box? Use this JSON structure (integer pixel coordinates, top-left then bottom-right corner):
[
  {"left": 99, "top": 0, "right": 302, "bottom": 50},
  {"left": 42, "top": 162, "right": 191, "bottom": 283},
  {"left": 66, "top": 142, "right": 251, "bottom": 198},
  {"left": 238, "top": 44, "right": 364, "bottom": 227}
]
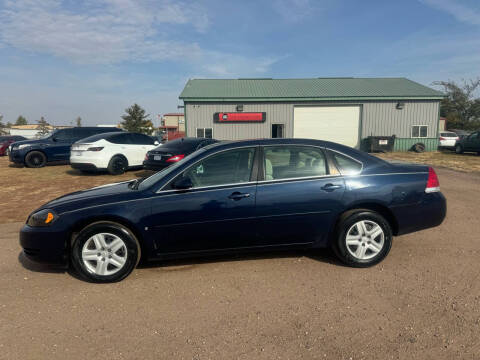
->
[
  {"left": 149, "top": 147, "right": 259, "bottom": 254},
  {"left": 464, "top": 132, "right": 480, "bottom": 151},
  {"left": 255, "top": 145, "right": 345, "bottom": 246}
]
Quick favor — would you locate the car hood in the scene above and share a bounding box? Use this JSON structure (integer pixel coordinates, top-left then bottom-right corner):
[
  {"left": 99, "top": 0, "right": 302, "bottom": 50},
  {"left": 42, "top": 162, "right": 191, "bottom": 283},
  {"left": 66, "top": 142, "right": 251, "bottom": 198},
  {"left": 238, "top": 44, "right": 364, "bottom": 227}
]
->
[
  {"left": 11, "top": 139, "right": 45, "bottom": 147},
  {"left": 42, "top": 180, "right": 137, "bottom": 210}
]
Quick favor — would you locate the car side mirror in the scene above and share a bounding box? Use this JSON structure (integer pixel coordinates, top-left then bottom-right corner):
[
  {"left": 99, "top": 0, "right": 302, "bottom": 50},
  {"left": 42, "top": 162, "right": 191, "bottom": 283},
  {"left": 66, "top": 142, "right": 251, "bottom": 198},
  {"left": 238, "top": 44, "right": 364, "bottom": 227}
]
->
[{"left": 173, "top": 177, "right": 193, "bottom": 190}]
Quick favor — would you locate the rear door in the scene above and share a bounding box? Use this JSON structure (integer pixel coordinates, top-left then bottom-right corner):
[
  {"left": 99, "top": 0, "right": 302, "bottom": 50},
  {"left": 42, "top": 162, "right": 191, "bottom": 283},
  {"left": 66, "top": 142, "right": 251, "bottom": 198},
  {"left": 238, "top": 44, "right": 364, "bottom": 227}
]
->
[
  {"left": 255, "top": 145, "right": 346, "bottom": 246},
  {"left": 129, "top": 134, "right": 156, "bottom": 165},
  {"left": 149, "top": 146, "right": 259, "bottom": 254}
]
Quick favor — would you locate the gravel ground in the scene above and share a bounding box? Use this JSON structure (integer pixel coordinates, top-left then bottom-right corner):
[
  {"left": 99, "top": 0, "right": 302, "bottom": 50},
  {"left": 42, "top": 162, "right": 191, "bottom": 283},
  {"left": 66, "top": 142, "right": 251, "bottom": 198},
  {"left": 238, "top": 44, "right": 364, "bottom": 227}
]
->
[{"left": 0, "top": 168, "right": 479, "bottom": 360}]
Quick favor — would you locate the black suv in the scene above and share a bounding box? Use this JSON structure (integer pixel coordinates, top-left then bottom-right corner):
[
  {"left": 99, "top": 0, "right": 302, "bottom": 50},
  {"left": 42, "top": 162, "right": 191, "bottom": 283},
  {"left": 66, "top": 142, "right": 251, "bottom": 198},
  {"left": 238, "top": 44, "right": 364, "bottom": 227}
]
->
[
  {"left": 9, "top": 127, "right": 122, "bottom": 168},
  {"left": 455, "top": 131, "right": 480, "bottom": 155}
]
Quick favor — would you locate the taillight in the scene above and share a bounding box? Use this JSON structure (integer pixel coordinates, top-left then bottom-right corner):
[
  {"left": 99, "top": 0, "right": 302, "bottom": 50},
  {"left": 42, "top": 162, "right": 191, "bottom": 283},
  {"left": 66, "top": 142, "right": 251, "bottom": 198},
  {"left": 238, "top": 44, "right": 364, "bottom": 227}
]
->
[
  {"left": 439, "top": 137, "right": 445, "bottom": 141},
  {"left": 425, "top": 167, "right": 440, "bottom": 193},
  {"left": 87, "top": 147, "right": 104, "bottom": 151},
  {"left": 145, "top": 153, "right": 149, "bottom": 161},
  {"left": 166, "top": 154, "right": 185, "bottom": 163}
]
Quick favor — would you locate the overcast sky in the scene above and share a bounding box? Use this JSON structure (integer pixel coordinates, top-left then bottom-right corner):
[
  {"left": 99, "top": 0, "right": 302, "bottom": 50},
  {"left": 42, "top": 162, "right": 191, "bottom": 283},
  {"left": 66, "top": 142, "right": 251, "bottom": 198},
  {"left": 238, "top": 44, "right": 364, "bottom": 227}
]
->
[{"left": 0, "top": 0, "right": 479, "bottom": 126}]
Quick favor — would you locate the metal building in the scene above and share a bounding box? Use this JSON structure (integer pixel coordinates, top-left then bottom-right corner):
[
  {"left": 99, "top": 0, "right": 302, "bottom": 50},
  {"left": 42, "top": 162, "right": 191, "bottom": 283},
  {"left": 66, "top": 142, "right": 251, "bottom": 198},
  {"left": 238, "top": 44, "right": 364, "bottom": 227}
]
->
[{"left": 179, "top": 78, "right": 444, "bottom": 151}]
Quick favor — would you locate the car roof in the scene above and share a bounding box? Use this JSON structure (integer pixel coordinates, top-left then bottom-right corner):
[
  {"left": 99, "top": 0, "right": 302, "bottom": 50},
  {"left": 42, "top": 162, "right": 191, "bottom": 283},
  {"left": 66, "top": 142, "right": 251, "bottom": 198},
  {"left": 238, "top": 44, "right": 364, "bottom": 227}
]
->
[{"left": 77, "top": 131, "right": 127, "bottom": 143}]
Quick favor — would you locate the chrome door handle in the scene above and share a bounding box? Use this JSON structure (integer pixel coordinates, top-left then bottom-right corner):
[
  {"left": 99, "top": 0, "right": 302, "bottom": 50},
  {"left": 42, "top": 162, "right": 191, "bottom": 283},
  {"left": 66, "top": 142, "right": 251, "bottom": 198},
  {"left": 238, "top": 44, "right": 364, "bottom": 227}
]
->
[
  {"left": 228, "top": 192, "right": 250, "bottom": 200},
  {"left": 321, "top": 183, "right": 342, "bottom": 191}
]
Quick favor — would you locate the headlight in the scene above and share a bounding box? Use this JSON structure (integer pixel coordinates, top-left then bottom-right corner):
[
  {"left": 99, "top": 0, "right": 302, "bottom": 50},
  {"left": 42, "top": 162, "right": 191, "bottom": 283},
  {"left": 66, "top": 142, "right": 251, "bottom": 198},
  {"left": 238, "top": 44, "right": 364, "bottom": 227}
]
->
[
  {"left": 17, "top": 144, "right": 30, "bottom": 150},
  {"left": 27, "top": 209, "right": 58, "bottom": 227}
]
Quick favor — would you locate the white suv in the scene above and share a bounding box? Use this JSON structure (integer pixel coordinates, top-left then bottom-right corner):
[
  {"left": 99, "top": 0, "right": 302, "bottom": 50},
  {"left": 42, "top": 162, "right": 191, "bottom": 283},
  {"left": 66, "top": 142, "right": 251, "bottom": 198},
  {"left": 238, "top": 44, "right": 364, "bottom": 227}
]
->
[{"left": 70, "top": 132, "right": 158, "bottom": 174}]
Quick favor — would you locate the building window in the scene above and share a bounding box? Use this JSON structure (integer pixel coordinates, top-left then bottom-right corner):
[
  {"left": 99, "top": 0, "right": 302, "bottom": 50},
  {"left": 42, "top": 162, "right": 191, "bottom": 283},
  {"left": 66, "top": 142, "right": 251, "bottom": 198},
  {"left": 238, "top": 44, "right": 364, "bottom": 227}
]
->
[
  {"left": 196, "top": 128, "right": 213, "bottom": 139},
  {"left": 411, "top": 125, "right": 428, "bottom": 138},
  {"left": 271, "top": 124, "right": 285, "bottom": 138}
]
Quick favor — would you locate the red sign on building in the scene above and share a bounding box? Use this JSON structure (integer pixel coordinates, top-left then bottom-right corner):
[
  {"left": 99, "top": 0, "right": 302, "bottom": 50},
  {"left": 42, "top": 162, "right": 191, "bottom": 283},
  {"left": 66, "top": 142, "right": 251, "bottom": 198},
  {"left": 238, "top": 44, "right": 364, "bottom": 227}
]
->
[{"left": 214, "top": 112, "right": 266, "bottom": 123}]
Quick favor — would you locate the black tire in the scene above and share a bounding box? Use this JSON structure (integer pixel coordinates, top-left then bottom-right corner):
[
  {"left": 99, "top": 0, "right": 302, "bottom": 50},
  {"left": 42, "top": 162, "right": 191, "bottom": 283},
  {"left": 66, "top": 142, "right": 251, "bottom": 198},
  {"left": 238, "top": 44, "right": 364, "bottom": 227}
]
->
[
  {"left": 332, "top": 210, "right": 392, "bottom": 268},
  {"left": 25, "top": 151, "right": 47, "bottom": 168},
  {"left": 412, "top": 143, "right": 425, "bottom": 153},
  {"left": 455, "top": 144, "right": 463, "bottom": 154},
  {"left": 71, "top": 222, "right": 141, "bottom": 283},
  {"left": 107, "top": 155, "right": 128, "bottom": 175}
]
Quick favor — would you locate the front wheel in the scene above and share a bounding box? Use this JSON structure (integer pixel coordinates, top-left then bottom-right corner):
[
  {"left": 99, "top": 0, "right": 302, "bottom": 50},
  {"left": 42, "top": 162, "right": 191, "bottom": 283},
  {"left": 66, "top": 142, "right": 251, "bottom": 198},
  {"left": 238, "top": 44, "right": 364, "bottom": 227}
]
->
[
  {"left": 25, "top": 151, "right": 47, "bottom": 168},
  {"left": 71, "top": 222, "right": 141, "bottom": 283},
  {"left": 455, "top": 144, "right": 463, "bottom": 154},
  {"left": 332, "top": 210, "right": 392, "bottom": 267}
]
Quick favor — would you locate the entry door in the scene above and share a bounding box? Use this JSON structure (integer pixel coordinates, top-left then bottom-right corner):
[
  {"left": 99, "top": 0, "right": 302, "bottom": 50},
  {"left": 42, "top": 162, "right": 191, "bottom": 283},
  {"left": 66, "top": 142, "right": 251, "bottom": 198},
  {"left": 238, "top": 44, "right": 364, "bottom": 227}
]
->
[
  {"left": 149, "top": 147, "right": 259, "bottom": 254},
  {"left": 255, "top": 145, "right": 345, "bottom": 246},
  {"left": 294, "top": 106, "right": 360, "bottom": 148}
]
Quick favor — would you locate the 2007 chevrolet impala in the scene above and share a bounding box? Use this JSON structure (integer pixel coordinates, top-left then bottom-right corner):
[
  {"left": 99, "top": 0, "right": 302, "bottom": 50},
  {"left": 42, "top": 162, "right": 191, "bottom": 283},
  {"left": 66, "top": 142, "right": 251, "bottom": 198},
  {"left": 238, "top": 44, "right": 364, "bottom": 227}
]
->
[{"left": 20, "top": 138, "right": 446, "bottom": 282}]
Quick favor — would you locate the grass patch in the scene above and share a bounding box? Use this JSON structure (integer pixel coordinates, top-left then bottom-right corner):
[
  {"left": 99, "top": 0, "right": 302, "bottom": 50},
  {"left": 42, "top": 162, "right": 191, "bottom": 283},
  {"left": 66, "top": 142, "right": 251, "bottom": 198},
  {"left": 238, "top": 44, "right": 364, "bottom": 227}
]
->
[{"left": 376, "top": 150, "right": 480, "bottom": 173}]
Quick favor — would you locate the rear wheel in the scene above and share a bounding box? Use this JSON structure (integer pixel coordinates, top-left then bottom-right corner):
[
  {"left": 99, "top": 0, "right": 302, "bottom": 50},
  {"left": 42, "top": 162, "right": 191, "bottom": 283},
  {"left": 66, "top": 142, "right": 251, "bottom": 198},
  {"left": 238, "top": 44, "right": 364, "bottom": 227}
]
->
[
  {"left": 332, "top": 210, "right": 392, "bottom": 267},
  {"left": 108, "top": 155, "right": 128, "bottom": 175},
  {"left": 25, "top": 151, "right": 47, "bottom": 168},
  {"left": 71, "top": 222, "right": 141, "bottom": 283},
  {"left": 455, "top": 144, "right": 463, "bottom": 154}
]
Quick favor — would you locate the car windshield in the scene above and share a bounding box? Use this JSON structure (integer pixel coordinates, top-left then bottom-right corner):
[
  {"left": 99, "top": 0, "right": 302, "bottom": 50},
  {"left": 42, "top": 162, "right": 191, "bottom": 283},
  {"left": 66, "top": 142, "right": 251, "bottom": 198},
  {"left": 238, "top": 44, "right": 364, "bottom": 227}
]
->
[{"left": 137, "top": 149, "right": 206, "bottom": 190}]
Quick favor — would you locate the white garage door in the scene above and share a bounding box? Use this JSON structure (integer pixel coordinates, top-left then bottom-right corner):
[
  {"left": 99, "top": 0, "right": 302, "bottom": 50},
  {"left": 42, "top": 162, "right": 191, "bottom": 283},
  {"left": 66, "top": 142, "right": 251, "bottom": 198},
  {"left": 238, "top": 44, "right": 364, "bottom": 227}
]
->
[{"left": 293, "top": 106, "right": 360, "bottom": 147}]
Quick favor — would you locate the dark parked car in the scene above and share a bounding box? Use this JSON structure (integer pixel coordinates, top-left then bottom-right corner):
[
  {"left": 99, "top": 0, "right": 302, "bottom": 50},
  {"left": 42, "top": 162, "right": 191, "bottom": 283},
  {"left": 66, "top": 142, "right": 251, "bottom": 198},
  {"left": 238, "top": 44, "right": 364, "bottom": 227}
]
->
[
  {"left": 143, "top": 137, "right": 218, "bottom": 171},
  {"left": 455, "top": 131, "right": 480, "bottom": 154},
  {"left": 0, "top": 135, "right": 27, "bottom": 156},
  {"left": 20, "top": 138, "right": 446, "bottom": 283},
  {"left": 9, "top": 127, "right": 122, "bottom": 167},
  {"left": 448, "top": 129, "right": 471, "bottom": 140}
]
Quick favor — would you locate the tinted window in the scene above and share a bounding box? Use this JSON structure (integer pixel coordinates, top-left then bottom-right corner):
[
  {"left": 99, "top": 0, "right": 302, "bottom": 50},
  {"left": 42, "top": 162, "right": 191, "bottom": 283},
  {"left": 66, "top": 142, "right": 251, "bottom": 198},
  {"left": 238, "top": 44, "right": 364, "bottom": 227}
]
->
[
  {"left": 130, "top": 133, "right": 154, "bottom": 145},
  {"left": 331, "top": 151, "right": 362, "bottom": 175},
  {"left": 440, "top": 132, "right": 457, "bottom": 138},
  {"left": 53, "top": 129, "right": 75, "bottom": 140},
  {"left": 76, "top": 132, "right": 121, "bottom": 143},
  {"left": 109, "top": 133, "right": 132, "bottom": 144},
  {"left": 264, "top": 146, "right": 327, "bottom": 180},
  {"left": 182, "top": 148, "right": 255, "bottom": 188}
]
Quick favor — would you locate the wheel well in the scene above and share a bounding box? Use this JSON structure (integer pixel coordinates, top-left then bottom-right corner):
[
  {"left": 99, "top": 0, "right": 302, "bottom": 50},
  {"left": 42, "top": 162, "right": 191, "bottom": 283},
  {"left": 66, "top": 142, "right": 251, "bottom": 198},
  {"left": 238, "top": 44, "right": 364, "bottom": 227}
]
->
[
  {"left": 336, "top": 203, "right": 399, "bottom": 236},
  {"left": 70, "top": 216, "right": 146, "bottom": 261},
  {"left": 110, "top": 154, "right": 129, "bottom": 167},
  {"left": 24, "top": 149, "right": 47, "bottom": 162}
]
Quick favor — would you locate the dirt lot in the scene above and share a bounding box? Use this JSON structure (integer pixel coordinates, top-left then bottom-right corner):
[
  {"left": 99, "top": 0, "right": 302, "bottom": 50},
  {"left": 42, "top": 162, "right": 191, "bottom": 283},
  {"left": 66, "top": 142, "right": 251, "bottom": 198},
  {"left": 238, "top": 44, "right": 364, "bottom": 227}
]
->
[
  {"left": 0, "top": 156, "right": 479, "bottom": 359},
  {"left": 377, "top": 150, "right": 480, "bottom": 173}
]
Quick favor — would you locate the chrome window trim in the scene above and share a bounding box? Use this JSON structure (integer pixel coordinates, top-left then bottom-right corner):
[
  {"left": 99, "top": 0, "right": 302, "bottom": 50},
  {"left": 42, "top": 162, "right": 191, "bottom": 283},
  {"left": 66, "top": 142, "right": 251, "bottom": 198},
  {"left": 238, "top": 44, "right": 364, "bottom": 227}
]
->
[
  {"left": 157, "top": 145, "right": 258, "bottom": 193},
  {"left": 261, "top": 143, "right": 330, "bottom": 180}
]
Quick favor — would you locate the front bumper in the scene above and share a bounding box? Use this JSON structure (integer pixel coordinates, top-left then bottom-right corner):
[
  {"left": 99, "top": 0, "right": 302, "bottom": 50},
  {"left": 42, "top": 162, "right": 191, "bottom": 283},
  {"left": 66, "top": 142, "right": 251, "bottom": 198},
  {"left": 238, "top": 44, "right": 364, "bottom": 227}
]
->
[
  {"left": 20, "top": 224, "right": 69, "bottom": 265},
  {"left": 9, "top": 149, "right": 25, "bottom": 164}
]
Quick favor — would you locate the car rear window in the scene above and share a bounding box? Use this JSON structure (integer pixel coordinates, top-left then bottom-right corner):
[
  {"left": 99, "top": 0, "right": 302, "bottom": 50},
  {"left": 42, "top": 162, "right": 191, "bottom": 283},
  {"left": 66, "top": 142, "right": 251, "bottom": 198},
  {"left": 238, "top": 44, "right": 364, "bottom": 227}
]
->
[{"left": 440, "top": 133, "right": 457, "bottom": 137}]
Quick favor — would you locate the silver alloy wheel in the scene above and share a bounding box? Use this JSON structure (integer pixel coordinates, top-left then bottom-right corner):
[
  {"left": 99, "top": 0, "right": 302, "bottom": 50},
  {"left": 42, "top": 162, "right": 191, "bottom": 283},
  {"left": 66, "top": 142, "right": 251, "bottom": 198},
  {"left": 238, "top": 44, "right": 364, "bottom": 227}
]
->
[
  {"left": 345, "top": 220, "right": 385, "bottom": 260},
  {"left": 81, "top": 233, "right": 127, "bottom": 276}
]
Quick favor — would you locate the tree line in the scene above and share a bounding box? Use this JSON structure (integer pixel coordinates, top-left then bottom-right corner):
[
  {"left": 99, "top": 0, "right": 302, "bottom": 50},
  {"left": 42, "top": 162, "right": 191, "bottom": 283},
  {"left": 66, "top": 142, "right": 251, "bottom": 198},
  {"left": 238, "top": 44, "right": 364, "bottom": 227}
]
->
[{"left": 0, "top": 103, "right": 154, "bottom": 136}]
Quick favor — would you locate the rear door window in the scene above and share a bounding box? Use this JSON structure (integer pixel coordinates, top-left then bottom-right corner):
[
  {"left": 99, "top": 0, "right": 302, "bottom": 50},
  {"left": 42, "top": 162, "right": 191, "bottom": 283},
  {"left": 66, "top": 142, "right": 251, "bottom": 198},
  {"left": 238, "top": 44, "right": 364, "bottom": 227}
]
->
[
  {"left": 263, "top": 146, "right": 327, "bottom": 180},
  {"left": 109, "top": 133, "right": 132, "bottom": 144},
  {"left": 54, "top": 129, "right": 75, "bottom": 141},
  {"left": 130, "top": 133, "right": 155, "bottom": 145}
]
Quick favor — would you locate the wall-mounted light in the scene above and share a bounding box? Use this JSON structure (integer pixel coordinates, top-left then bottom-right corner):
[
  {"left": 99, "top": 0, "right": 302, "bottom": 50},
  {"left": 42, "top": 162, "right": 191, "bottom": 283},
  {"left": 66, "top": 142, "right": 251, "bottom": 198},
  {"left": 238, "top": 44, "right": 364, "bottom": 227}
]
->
[
  {"left": 396, "top": 102, "right": 405, "bottom": 110},
  {"left": 236, "top": 104, "right": 244, "bottom": 112}
]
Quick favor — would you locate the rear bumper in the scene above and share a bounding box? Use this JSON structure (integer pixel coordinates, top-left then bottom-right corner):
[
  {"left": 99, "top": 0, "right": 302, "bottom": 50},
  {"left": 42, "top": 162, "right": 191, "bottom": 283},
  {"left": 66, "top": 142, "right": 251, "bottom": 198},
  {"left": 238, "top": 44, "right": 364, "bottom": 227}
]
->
[
  {"left": 20, "top": 225, "right": 69, "bottom": 265},
  {"left": 70, "top": 162, "right": 104, "bottom": 171},
  {"left": 143, "top": 160, "right": 168, "bottom": 171},
  {"left": 392, "top": 192, "right": 447, "bottom": 236}
]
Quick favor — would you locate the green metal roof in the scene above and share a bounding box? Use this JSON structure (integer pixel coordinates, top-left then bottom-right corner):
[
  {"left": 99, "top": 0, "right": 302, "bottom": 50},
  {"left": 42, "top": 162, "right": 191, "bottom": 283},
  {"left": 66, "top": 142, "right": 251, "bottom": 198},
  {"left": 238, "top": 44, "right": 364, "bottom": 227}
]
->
[{"left": 179, "top": 78, "right": 444, "bottom": 102}]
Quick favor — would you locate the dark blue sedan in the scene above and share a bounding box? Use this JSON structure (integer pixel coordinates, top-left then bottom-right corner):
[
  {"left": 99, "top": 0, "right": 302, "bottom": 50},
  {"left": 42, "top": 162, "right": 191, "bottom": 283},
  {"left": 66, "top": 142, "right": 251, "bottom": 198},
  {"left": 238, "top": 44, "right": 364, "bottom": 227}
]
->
[{"left": 20, "top": 139, "right": 446, "bottom": 282}]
